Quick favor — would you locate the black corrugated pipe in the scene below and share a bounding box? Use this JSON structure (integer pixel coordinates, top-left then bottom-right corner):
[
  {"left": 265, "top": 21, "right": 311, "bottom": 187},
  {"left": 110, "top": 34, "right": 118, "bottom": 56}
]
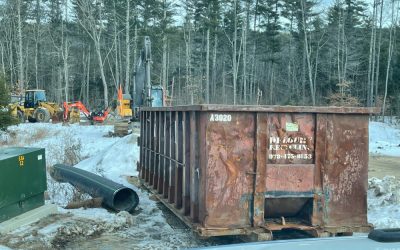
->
[{"left": 50, "top": 164, "right": 139, "bottom": 212}]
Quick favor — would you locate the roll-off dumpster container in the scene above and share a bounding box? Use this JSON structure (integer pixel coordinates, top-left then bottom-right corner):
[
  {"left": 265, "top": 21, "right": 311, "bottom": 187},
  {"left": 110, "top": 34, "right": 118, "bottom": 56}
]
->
[{"left": 138, "top": 105, "right": 378, "bottom": 239}]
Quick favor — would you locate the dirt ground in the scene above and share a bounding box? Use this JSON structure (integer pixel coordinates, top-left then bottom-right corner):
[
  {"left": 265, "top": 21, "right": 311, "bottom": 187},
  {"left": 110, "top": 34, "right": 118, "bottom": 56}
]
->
[{"left": 369, "top": 155, "right": 400, "bottom": 179}]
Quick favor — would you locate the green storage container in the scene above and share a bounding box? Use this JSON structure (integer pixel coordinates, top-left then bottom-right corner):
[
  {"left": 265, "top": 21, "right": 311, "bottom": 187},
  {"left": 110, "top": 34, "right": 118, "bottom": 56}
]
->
[{"left": 0, "top": 147, "right": 47, "bottom": 223}]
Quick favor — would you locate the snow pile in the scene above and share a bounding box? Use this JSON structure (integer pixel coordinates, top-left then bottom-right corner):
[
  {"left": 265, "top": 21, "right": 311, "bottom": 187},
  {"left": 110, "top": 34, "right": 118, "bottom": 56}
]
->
[
  {"left": 368, "top": 176, "right": 400, "bottom": 229},
  {"left": 75, "top": 133, "right": 139, "bottom": 182},
  {"left": 369, "top": 121, "right": 400, "bottom": 156}
]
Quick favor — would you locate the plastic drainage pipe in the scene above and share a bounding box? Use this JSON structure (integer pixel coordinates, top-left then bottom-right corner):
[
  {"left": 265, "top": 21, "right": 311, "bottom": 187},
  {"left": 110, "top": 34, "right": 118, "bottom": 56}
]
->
[{"left": 50, "top": 164, "right": 139, "bottom": 212}]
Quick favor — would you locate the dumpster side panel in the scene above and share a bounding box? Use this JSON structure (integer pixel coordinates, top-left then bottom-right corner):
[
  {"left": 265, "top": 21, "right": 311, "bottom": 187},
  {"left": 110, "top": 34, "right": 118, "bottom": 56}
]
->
[
  {"left": 322, "top": 114, "right": 369, "bottom": 227},
  {"left": 202, "top": 112, "right": 255, "bottom": 228}
]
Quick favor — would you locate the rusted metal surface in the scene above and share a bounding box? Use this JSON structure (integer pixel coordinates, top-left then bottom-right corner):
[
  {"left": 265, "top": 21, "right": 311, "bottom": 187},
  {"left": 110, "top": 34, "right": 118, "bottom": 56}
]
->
[
  {"left": 321, "top": 114, "right": 369, "bottom": 227},
  {"left": 265, "top": 165, "right": 314, "bottom": 195},
  {"left": 138, "top": 105, "right": 376, "bottom": 239},
  {"left": 201, "top": 112, "right": 255, "bottom": 228}
]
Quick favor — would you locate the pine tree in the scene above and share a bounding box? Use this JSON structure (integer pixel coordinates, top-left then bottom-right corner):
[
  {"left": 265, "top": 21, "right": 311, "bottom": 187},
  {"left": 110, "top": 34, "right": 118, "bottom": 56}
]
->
[{"left": 0, "top": 78, "right": 17, "bottom": 130}]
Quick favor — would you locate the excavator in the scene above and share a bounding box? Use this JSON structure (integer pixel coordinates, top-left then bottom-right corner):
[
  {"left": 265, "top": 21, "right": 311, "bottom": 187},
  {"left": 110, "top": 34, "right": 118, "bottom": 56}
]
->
[
  {"left": 63, "top": 84, "right": 131, "bottom": 124},
  {"left": 62, "top": 36, "right": 164, "bottom": 125},
  {"left": 132, "top": 36, "right": 165, "bottom": 120},
  {"left": 116, "top": 83, "right": 133, "bottom": 120},
  {"left": 63, "top": 101, "right": 109, "bottom": 124}
]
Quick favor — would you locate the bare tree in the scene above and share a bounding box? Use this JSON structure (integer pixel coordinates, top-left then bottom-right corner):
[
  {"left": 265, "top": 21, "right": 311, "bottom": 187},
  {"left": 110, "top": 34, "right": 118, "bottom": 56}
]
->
[
  {"left": 367, "top": 0, "right": 378, "bottom": 106},
  {"left": 206, "top": 28, "right": 210, "bottom": 103},
  {"left": 232, "top": 0, "right": 238, "bottom": 105},
  {"left": 374, "top": 0, "right": 384, "bottom": 108},
  {"left": 383, "top": 0, "right": 399, "bottom": 119},
  {"left": 76, "top": 0, "right": 109, "bottom": 108},
  {"left": 301, "top": 0, "right": 315, "bottom": 105},
  {"left": 17, "top": 0, "right": 24, "bottom": 90},
  {"left": 162, "top": 0, "right": 168, "bottom": 96},
  {"left": 62, "top": 0, "right": 70, "bottom": 102},
  {"left": 113, "top": 1, "right": 120, "bottom": 88},
  {"left": 124, "top": 0, "right": 130, "bottom": 93},
  {"left": 34, "top": 0, "right": 41, "bottom": 89}
]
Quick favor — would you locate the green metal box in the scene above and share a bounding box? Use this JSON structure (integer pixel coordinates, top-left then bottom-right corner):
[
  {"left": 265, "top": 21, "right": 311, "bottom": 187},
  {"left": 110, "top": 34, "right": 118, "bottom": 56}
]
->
[{"left": 0, "top": 147, "right": 47, "bottom": 223}]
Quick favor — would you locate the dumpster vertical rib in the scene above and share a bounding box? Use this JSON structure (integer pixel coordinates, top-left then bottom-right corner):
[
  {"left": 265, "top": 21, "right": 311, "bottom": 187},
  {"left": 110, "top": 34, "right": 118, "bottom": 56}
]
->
[
  {"left": 139, "top": 111, "right": 144, "bottom": 179},
  {"left": 198, "top": 112, "right": 207, "bottom": 225},
  {"left": 144, "top": 111, "right": 149, "bottom": 182},
  {"left": 153, "top": 111, "right": 160, "bottom": 189},
  {"left": 182, "top": 111, "right": 191, "bottom": 215},
  {"left": 163, "top": 112, "right": 170, "bottom": 198},
  {"left": 175, "top": 111, "right": 183, "bottom": 209},
  {"left": 190, "top": 111, "right": 199, "bottom": 222},
  {"left": 168, "top": 112, "right": 176, "bottom": 203},
  {"left": 312, "top": 113, "right": 327, "bottom": 226},
  {"left": 146, "top": 111, "right": 151, "bottom": 183},
  {"left": 253, "top": 112, "right": 268, "bottom": 226},
  {"left": 140, "top": 111, "right": 145, "bottom": 180},
  {"left": 149, "top": 111, "right": 155, "bottom": 186},
  {"left": 158, "top": 111, "right": 165, "bottom": 194}
]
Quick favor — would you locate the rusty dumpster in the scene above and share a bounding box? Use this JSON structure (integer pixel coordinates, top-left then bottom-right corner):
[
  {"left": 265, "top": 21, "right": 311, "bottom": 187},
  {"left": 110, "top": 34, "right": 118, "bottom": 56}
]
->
[{"left": 137, "top": 105, "right": 378, "bottom": 239}]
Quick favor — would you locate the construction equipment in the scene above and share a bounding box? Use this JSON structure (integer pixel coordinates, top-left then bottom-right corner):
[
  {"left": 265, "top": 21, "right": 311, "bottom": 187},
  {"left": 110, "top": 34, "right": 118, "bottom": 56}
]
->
[
  {"left": 63, "top": 101, "right": 110, "bottom": 124},
  {"left": 9, "top": 89, "right": 63, "bottom": 123},
  {"left": 116, "top": 84, "right": 133, "bottom": 120},
  {"left": 132, "top": 36, "right": 165, "bottom": 119}
]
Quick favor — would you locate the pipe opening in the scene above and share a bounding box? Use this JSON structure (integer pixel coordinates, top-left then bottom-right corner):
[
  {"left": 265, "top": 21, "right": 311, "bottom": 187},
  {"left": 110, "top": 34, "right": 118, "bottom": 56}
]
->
[{"left": 113, "top": 188, "right": 139, "bottom": 212}]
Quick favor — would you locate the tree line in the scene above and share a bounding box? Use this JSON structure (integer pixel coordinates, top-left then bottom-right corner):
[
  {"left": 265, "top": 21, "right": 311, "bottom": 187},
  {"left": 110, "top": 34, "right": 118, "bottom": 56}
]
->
[{"left": 0, "top": 0, "right": 399, "bottom": 116}]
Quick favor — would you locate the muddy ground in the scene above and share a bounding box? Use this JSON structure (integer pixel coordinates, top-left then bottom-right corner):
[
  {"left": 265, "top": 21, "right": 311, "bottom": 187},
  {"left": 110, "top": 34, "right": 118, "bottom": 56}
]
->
[{"left": 369, "top": 155, "right": 400, "bottom": 179}]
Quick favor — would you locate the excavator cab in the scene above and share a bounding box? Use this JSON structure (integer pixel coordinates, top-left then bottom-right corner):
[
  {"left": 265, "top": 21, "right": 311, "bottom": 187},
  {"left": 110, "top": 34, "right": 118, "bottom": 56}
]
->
[
  {"left": 24, "top": 90, "right": 47, "bottom": 109},
  {"left": 150, "top": 86, "right": 164, "bottom": 107}
]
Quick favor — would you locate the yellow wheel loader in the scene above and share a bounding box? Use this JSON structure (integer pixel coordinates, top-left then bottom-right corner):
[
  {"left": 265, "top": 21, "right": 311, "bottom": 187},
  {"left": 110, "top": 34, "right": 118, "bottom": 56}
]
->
[{"left": 10, "top": 90, "right": 63, "bottom": 123}]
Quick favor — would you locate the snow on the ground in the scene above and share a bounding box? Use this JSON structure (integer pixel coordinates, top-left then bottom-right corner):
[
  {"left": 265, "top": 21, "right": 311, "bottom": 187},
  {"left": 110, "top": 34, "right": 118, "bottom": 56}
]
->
[
  {"left": 2, "top": 123, "right": 121, "bottom": 165},
  {"left": 369, "top": 121, "right": 400, "bottom": 157}
]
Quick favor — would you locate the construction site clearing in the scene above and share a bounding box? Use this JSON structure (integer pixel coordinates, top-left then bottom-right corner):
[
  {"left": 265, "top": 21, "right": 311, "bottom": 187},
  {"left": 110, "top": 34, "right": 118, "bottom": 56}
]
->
[{"left": 0, "top": 113, "right": 399, "bottom": 249}]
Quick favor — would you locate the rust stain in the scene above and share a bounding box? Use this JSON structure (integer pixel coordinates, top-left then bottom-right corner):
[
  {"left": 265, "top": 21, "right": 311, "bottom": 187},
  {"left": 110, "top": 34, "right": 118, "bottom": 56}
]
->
[{"left": 219, "top": 152, "right": 239, "bottom": 187}]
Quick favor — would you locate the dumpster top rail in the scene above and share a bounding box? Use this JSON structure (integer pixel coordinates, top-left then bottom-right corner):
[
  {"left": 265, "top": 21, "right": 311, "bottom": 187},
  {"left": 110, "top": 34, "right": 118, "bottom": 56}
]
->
[{"left": 140, "top": 104, "right": 381, "bottom": 114}]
